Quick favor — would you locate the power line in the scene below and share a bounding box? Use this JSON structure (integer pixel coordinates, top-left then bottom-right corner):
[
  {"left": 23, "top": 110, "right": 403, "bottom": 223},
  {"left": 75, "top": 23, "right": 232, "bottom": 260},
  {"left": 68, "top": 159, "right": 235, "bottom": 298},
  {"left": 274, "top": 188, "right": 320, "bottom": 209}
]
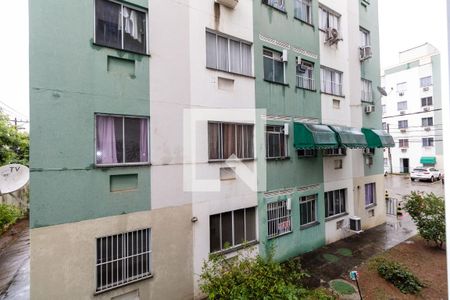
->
[{"left": 0, "top": 100, "right": 28, "bottom": 119}]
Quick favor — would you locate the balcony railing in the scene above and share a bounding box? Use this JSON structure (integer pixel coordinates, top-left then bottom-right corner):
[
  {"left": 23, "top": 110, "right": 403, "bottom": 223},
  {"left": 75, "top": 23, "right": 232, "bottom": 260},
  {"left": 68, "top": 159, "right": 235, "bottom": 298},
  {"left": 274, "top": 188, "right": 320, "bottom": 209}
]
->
[{"left": 296, "top": 76, "right": 315, "bottom": 90}]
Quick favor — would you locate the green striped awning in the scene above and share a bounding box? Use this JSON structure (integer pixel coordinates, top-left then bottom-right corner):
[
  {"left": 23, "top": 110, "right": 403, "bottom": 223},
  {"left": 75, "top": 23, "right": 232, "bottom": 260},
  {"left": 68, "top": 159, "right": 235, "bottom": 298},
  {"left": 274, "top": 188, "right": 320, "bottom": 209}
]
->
[
  {"left": 420, "top": 156, "right": 436, "bottom": 165},
  {"left": 361, "top": 128, "right": 395, "bottom": 148},
  {"left": 328, "top": 125, "right": 368, "bottom": 148},
  {"left": 293, "top": 123, "right": 339, "bottom": 150}
]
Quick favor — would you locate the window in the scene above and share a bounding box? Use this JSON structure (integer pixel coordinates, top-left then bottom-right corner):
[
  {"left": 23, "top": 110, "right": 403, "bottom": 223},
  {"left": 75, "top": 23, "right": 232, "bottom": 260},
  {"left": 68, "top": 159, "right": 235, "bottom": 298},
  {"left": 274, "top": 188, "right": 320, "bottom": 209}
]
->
[
  {"left": 360, "top": 27, "right": 370, "bottom": 47},
  {"left": 297, "top": 149, "right": 317, "bottom": 157},
  {"left": 263, "top": 0, "right": 286, "bottom": 11},
  {"left": 365, "top": 183, "right": 376, "bottom": 207},
  {"left": 96, "top": 115, "right": 149, "bottom": 166},
  {"left": 325, "top": 189, "right": 346, "bottom": 218},
  {"left": 334, "top": 159, "right": 343, "bottom": 169},
  {"left": 294, "top": 0, "right": 312, "bottom": 24},
  {"left": 422, "top": 117, "right": 433, "bottom": 127},
  {"left": 420, "top": 76, "right": 432, "bottom": 87},
  {"left": 205, "top": 30, "right": 252, "bottom": 76},
  {"left": 421, "top": 97, "right": 433, "bottom": 107},
  {"left": 208, "top": 122, "right": 254, "bottom": 160},
  {"left": 320, "top": 67, "right": 343, "bottom": 96},
  {"left": 398, "top": 139, "right": 409, "bottom": 148},
  {"left": 398, "top": 120, "right": 408, "bottom": 129},
  {"left": 397, "top": 101, "right": 407, "bottom": 111},
  {"left": 383, "top": 158, "right": 388, "bottom": 166},
  {"left": 422, "top": 137, "right": 434, "bottom": 147},
  {"left": 323, "top": 148, "right": 346, "bottom": 156},
  {"left": 263, "top": 49, "right": 285, "bottom": 84},
  {"left": 382, "top": 105, "right": 387, "bottom": 114},
  {"left": 95, "top": 0, "right": 147, "bottom": 54},
  {"left": 361, "top": 79, "right": 372, "bottom": 102},
  {"left": 96, "top": 228, "right": 151, "bottom": 293},
  {"left": 266, "top": 125, "right": 288, "bottom": 159},
  {"left": 382, "top": 122, "right": 387, "bottom": 130},
  {"left": 267, "top": 200, "right": 291, "bottom": 238},
  {"left": 210, "top": 207, "right": 256, "bottom": 253},
  {"left": 300, "top": 194, "right": 318, "bottom": 226},
  {"left": 397, "top": 82, "right": 407, "bottom": 93},
  {"left": 296, "top": 60, "right": 315, "bottom": 90},
  {"left": 333, "top": 99, "right": 340, "bottom": 109},
  {"left": 319, "top": 6, "right": 340, "bottom": 30}
]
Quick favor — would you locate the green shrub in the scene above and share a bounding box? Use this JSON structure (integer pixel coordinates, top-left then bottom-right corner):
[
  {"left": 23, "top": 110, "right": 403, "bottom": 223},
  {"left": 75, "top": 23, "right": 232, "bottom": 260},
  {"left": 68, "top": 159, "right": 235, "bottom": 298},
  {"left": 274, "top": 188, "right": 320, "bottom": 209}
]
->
[
  {"left": 199, "top": 249, "right": 334, "bottom": 300},
  {"left": 376, "top": 258, "right": 423, "bottom": 294},
  {"left": 404, "top": 192, "right": 445, "bottom": 248},
  {"left": 0, "top": 204, "right": 22, "bottom": 232}
]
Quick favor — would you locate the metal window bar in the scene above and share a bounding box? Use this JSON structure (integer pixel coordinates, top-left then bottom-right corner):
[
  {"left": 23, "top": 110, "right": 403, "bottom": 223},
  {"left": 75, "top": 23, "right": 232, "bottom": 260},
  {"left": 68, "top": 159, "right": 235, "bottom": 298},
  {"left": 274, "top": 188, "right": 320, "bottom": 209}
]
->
[
  {"left": 267, "top": 201, "right": 291, "bottom": 238},
  {"left": 96, "top": 229, "right": 152, "bottom": 293},
  {"left": 296, "top": 75, "right": 315, "bottom": 90}
]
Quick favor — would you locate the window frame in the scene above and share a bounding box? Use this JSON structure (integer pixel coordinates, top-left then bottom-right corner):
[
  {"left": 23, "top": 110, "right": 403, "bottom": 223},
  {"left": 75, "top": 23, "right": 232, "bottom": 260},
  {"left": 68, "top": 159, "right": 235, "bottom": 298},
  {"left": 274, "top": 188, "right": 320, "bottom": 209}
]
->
[
  {"left": 263, "top": 48, "right": 286, "bottom": 84},
  {"left": 325, "top": 188, "right": 346, "bottom": 219},
  {"left": 262, "top": 0, "right": 286, "bottom": 12},
  {"left": 421, "top": 97, "right": 433, "bottom": 107},
  {"left": 420, "top": 76, "right": 433, "bottom": 88},
  {"left": 93, "top": 0, "right": 149, "bottom": 55},
  {"left": 265, "top": 125, "right": 289, "bottom": 159},
  {"left": 299, "top": 194, "right": 318, "bottom": 227},
  {"left": 361, "top": 78, "right": 373, "bottom": 102},
  {"left": 205, "top": 29, "right": 253, "bottom": 77},
  {"left": 297, "top": 149, "right": 318, "bottom": 158},
  {"left": 296, "top": 59, "right": 315, "bottom": 90},
  {"left": 267, "top": 200, "right": 292, "bottom": 239},
  {"left": 318, "top": 5, "right": 341, "bottom": 31},
  {"left": 422, "top": 137, "right": 434, "bottom": 147},
  {"left": 398, "top": 120, "right": 408, "bottom": 129},
  {"left": 397, "top": 82, "right": 407, "bottom": 93},
  {"left": 421, "top": 117, "right": 434, "bottom": 127},
  {"left": 398, "top": 139, "right": 409, "bottom": 148},
  {"left": 320, "top": 66, "right": 343, "bottom": 96},
  {"left": 95, "top": 113, "right": 150, "bottom": 167},
  {"left": 95, "top": 228, "right": 152, "bottom": 294},
  {"left": 359, "top": 27, "right": 371, "bottom": 47},
  {"left": 294, "top": 0, "right": 313, "bottom": 25},
  {"left": 364, "top": 182, "right": 376, "bottom": 207},
  {"left": 397, "top": 101, "right": 408, "bottom": 111},
  {"left": 323, "top": 147, "right": 346, "bottom": 157}
]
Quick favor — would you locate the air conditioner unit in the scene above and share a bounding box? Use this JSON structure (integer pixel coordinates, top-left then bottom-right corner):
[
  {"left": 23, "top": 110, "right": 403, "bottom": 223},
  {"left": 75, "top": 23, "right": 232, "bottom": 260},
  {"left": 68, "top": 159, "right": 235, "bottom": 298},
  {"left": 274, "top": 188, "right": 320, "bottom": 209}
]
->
[
  {"left": 215, "top": 0, "right": 239, "bottom": 8},
  {"left": 423, "top": 86, "right": 429, "bottom": 91},
  {"left": 424, "top": 127, "right": 431, "bottom": 131},
  {"left": 364, "top": 105, "right": 375, "bottom": 113},
  {"left": 399, "top": 111, "right": 405, "bottom": 115},
  {"left": 423, "top": 106, "right": 431, "bottom": 112},
  {"left": 325, "top": 27, "right": 341, "bottom": 45},
  {"left": 400, "top": 129, "right": 406, "bottom": 133},
  {"left": 359, "top": 46, "right": 372, "bottom": 61},
  {"left": 349, "top": 216, "right": 362, "bottom": 233},
  {"left": 282, "top": 49, "right": 288, "bottom": 62},
  {"left": 401, "top": 148, "right": 407, "bottom": 153},
  {"left": 399, "top": 92, "right": 404, "bottom": 96},
  {"left": 284, "top": 123, "right": 289, "bottom": 135}
]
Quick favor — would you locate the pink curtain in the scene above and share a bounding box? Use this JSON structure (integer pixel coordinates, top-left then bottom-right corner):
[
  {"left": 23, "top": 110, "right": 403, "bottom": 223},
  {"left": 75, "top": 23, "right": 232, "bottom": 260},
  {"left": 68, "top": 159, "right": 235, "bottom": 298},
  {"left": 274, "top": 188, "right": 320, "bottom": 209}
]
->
[
  {"left": 96, "top": 116, "right": 118, "bottom": 164},
  {"left": 140, "top": 119, "right": 148, "bottom": 162}
]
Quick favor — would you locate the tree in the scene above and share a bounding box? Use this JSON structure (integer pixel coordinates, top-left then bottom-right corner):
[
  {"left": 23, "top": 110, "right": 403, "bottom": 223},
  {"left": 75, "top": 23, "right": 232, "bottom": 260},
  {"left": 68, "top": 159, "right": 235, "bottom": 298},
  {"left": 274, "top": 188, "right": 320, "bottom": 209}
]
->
[
  {"left": 404, "top": 191, "right": 445, "bottom": 248},
  {"left": 0, "top": 111, "right": 29, "bottom": 166}
]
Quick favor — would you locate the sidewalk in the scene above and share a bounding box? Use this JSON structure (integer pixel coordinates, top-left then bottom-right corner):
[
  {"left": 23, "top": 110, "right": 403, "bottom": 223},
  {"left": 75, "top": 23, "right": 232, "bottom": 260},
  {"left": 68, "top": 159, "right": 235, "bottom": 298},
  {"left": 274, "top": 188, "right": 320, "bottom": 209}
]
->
[
  {"left": 0, "top": 219, "right": 29, "bottom": 300},
  {"left": 300, "top": 214, "right": 417, "bottom": 288}
]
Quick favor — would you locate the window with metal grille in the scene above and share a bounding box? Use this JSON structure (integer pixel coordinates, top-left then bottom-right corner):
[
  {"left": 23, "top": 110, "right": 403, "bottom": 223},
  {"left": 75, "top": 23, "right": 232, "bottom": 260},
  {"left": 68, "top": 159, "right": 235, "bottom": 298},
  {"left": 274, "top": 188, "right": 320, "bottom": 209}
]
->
[
  {"left": 208, "top": 122, "right": 254, "bottom": 161},
  {"left": 205, "top": 30, "right": 252, "bottom": 76},
  {"left": 422, "top": 137, "right": 434, "bottom": 147},
  {"left": 420, "top": 76, "right": 432, "bottom": 87},
  {"left": 267, "top": 200, "right": 291, "bottom": 238},
  {"left": 320, "top": 66, "right": 343, "bottom": 96},
  {"left": 398, "top": 139, "right": 409, "bottom": 148},
  {"left": 323, "top": 147, "right": 346, "bottom": 156},
  {"left": 365, "top": 182, "right": 376, "bottom": 207},
  {"left": 398, "top": 120, "right": 408, "bottom": 129},
  {"left": 94, "top": 0, "right": 147, "bottom": 54},
  {"left": 266, "top": 125, "right": 288, "bottom": 159},
  {"left": 397, "top": 101, "right": 407, "bottom": 111},
  {"left": 300, "top": 194, "right": 317, "bottom": 226},
  {"left": 421, "top": 97, "right": 433, "bottom": 107},
  {"left": 294, "top": 0, "right": 312, "bottom": 24},
  {"left": 325, "top": 189, "right": 346, "bottom": 218},
  {"left": 422, "top": 117, "right": 433, "bottom": 127},
  {"left": 297, "top": 149, "right": 317, "bottom": 158},
  {"left": 209, "top": 207, "right": 257, "bottom": 253},
  {"left": 296, "top": 60, "right": 315, "bottom": 90},
  {"left": 96, "top": 228, "right": 152, "bottom": 293}
]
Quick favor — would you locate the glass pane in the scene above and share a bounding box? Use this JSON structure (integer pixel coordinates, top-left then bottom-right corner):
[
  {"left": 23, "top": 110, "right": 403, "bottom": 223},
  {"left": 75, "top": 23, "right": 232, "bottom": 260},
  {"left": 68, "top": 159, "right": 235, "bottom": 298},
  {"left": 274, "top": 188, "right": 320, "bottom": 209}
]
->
[
  {"left": 230, "top": 40, "right": 241, "bottom": 74},
  {"left": 217, "top": 36, "right": 229, "bottom": 71},
  {"left": 123, "top": 7, "right": 147, "bottom": 53},
  {"left": 209, "top": 214, "right": 221, "bottom": 252},
  {"left": 245, "top": 208, "right": 256, "bottom": 241},
  {"left": 274, "top": 60, "right": 284, "bottom": 83},
  {"left": 222, "top": 124, "right": 236, "bottom": 159},
  {"left": 242, "top": 43, "right": 252, "bottom": 76},
  {"left": 263, "top": 56, "right": 273, "bottom": 81},
  {"left": 221, "top": 212, "right": 233, "bottom": 249},
  {"left": 236, "top": 125, "right": 243, "bottom": 158},
  {"left": 234, "top": 209, "right": 245, "bottom": 245},
  {"left": 124, "top": 118, "right": 142, "bottom": 163},
  {"left": 208, "top": 123, "right": 220, "bottom": 160},
  {"left": 300, "top": 202, "right": 307, "bottom": 225},
  {"left": 95, "top": 0, "right": 122, "bottom": 49},
  {"left": 96, "top": 116, "right": 123, "bottom": 164},
  {"left": 245, "top": 125, "right": 254, "bottom": 158},
  {"left": 206, "top": 32, "right": 217, "bottom": 69}
]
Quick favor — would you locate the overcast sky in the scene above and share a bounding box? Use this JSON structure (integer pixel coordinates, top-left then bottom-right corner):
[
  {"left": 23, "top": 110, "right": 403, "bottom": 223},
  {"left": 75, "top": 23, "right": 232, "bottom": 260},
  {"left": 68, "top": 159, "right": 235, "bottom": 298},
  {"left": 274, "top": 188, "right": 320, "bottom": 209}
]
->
[{"left": 0, "top": 0, "right": 447, "bottom": 125}]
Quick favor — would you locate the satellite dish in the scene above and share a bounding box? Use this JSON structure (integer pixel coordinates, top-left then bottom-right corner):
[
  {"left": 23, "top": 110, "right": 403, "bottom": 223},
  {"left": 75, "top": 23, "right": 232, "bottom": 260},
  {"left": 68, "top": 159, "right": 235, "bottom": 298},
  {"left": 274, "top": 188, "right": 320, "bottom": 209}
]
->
[
  {"left": 0, "top": 164, "right": 29, "bottom": 194},
  {"left": 377, "top": 86, "right": 388, "bottom": 96}
]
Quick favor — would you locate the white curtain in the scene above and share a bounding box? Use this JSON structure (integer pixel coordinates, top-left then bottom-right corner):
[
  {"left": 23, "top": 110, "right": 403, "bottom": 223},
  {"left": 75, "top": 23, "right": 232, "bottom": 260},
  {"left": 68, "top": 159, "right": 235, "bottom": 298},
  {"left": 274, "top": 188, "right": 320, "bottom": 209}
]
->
[
  {"left": 217, "top": 36, "right": 229, "bottom": 71},
  {"left": 242, "top": 43, "right": 252, "bottom": 76},
  {"left": 230, "top": 40, "right": 241, "bottom": 74},
  {"left": 206, "top": 32, "right": 217, "bottom": 69}
]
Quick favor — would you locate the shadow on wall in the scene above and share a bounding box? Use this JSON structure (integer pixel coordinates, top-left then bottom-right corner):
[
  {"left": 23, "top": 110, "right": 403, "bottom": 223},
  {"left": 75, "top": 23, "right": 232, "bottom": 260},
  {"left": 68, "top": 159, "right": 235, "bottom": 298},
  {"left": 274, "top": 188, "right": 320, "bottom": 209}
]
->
[{"left": 0, "top": 185, "right": 29, "bottom": 213}]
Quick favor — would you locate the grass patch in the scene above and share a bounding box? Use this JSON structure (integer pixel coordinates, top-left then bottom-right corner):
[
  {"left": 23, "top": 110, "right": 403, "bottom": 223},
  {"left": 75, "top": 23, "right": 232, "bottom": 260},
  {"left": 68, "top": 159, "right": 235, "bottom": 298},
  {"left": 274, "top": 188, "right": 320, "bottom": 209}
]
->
[
  {"left": 0, "top": 204, "right": 23, "bottom": 233},
  {"left": 330, "top": 280, "right": 356, "bottom": 295},
  {"left": 323, "top": 253, "right": 340, "bottom": 263},
  {"left": 336, "top": 248, "right": 352, "bottom": 257}
]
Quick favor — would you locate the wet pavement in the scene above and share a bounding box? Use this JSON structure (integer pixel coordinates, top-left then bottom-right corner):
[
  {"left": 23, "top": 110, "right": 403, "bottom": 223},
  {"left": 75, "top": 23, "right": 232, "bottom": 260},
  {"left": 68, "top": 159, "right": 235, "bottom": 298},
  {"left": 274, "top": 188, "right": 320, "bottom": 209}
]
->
[
  {"left": 300, "top": 174, "right": 444, "bottom": 289},
  {"left": 0, "top": 219, "right": 29, "bottom": 300}
]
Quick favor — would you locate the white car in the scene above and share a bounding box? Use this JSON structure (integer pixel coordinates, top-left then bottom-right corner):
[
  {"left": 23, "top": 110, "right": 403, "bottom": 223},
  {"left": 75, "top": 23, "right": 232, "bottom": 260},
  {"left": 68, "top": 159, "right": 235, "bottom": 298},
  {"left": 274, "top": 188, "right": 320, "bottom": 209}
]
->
[{"left": 410, "top": 167, "right": 442, "bottom": 182}]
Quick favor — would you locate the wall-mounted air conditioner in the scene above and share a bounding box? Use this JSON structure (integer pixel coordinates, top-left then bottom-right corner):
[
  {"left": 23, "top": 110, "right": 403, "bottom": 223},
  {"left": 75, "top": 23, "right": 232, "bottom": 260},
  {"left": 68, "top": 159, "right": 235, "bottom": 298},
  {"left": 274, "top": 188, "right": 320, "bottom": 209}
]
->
[
  {"left": 424, "top": 127, "right": 431, "bottom": 131},
  {"left": 423, "top": 86, "right": 429, "bottom": 91},
  {"left": 423, "top": 106, "right": 431, "bottom": 112},
  {"left": 399, "top": 92, "right": 404, "bottom": 96},
  {"left": 401, "top": 148, "right": 407, "bottom": 153},
  {"left": 364, "top": 105, "right": 375, "bottom": 113},
  {"left": 399, "top": 111, "right": 405, "bottom": 115},
  {"left": 400, "top": 129, "right": 406, "bottom": 133},
  {"left": 359, "top": 46, "right": 372, "bottom": 61},
  {"left": 215, "top": 0, "right": 239, "bottom": 8},
  {"left": 325, "top": 27, "right": 342, "bottom": 45},
  {"left": 349, "top": 216, "right": 362, "bottom": 233}
]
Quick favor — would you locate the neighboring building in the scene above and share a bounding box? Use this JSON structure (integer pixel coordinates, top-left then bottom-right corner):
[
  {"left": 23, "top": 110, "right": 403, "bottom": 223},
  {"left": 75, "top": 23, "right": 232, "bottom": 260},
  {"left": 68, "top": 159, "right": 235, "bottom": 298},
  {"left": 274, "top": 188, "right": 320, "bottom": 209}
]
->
[
  {"left": 30, "top": 0, "right": 390, "bottom": 299},
  {"left": 381, "top": 43, "right": 443, "bottom": 173}
]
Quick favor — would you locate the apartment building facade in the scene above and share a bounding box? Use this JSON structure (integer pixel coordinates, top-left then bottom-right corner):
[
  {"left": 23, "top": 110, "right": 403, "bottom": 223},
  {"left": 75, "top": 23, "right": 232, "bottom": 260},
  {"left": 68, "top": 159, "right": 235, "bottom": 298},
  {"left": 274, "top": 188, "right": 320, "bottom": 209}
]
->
[
  {"left": 30, "top": 0, "right": 390, "bottom": 299},
  {"left": 381, "top": 44, "right": 443, "bottom": 174}
]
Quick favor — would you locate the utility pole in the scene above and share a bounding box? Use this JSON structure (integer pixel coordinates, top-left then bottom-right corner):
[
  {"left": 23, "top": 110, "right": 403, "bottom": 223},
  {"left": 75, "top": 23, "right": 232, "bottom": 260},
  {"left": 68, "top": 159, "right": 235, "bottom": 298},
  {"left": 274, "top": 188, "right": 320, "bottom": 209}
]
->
[
  {"left": 14, "top": 117, "right": 17, "bottom": 129},
  {"left": 387, "top": 123, "right": 393, "bottom": 174}
]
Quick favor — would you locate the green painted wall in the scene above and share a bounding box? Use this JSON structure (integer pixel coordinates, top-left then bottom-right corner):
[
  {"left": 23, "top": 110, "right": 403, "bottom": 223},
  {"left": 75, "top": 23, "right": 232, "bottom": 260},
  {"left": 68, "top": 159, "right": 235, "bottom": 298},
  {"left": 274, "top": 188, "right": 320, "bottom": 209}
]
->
[
  {"left": 253, "top": 1, "right": 325, "bottom": 260},
  {"left": 30, "top": 0, "right": 150, "bottom": 228},
  {"left": 359, "top": 0, "right": 383, "bottom": 176},
  {"left": 431, "top": 54, "right": 443, "bottom": 155}
]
